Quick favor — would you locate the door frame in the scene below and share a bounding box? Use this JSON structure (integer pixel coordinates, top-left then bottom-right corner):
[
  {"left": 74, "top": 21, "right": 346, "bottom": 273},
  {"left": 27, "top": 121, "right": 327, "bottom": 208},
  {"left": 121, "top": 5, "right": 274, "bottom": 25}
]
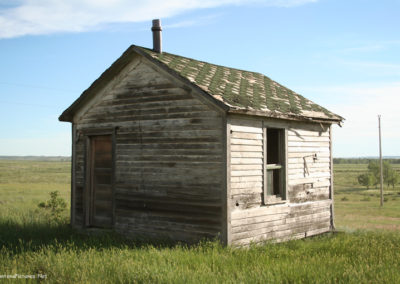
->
[{"left": 82, "top": 127, "right": 117, "bottom": 228}]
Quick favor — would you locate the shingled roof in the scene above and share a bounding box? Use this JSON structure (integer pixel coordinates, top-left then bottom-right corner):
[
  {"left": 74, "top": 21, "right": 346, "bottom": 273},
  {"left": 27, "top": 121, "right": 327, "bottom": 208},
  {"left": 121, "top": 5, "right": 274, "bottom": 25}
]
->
[
  {"left": 60, "top": 45, "right": 343, "bottom": 123},
  {"left": 136, "top": 46, "right": 342, "bottom": 123}
]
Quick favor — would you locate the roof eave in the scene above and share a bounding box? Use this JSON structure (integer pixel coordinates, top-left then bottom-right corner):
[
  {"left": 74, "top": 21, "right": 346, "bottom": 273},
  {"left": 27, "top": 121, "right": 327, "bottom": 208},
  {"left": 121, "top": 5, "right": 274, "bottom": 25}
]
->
[
  {"left": 227, "top": 108, "right": 344, "bottom": 125},
  {"left": 58, "top": 46, "right": 139, "bottom": 122}
]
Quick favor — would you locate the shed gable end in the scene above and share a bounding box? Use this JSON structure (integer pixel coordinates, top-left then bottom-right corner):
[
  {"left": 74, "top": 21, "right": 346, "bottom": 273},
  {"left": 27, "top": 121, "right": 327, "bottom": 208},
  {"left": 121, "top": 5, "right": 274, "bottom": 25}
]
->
[{"left": 72, "top": 56, "right": 226, "bottom": 242}]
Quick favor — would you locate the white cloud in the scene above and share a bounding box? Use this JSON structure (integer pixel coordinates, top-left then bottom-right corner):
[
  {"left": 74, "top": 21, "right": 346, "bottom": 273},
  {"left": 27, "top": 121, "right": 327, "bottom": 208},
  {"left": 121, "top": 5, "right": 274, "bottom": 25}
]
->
[
  {"left": 0, "top": 0, "right": 317, "bottom": 38},
  {"left": 302, "top": 82, "right": 400, "bottom": 157},
  {"left": 164, "top": 13, "right": 222, "bottom": 29},
  {"left": 264, "top": 0, "right": 317, "bottom": 7}
]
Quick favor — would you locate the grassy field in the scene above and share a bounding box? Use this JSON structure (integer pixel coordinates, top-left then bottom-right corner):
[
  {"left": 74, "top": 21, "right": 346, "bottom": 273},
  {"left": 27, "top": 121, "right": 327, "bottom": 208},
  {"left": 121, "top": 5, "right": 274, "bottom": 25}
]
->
[
  {"left": 0, "top": 160, "right": 399, "bottom": 283},
  {"left": 334, "top": 163, "right": 400, "bottom": 231}
]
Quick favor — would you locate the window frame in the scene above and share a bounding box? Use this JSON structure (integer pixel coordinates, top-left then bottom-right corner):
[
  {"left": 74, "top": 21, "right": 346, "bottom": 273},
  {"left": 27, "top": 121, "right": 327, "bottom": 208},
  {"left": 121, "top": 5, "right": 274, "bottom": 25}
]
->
[{"left": 262, "top": 123, "right": 288, "bottom": 205}]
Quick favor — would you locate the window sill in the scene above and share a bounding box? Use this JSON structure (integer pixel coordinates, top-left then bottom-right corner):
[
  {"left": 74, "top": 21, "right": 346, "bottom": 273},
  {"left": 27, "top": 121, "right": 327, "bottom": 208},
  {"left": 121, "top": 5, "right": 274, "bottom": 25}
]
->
[{"left": 264, "top": 195, "right": 287, "bottom": 206}]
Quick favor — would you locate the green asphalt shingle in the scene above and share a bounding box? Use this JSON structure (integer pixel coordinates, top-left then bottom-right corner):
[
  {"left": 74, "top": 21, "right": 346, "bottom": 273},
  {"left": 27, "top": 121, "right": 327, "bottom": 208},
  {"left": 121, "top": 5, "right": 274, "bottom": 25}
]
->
[{"left": 139, "top": 46, "right": 342, "bottom": 122}]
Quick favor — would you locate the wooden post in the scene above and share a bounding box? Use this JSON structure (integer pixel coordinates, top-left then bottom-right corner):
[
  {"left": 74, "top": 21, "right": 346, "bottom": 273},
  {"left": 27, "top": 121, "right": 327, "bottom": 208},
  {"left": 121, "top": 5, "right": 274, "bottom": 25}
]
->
[{"left": 378, "top": 115, "right": 383, "bottom": 207}]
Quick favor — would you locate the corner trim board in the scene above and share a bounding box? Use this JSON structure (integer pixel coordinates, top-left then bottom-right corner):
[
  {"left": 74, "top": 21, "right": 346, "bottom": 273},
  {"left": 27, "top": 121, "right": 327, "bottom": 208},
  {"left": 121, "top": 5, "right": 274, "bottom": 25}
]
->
[
  {"left": 329, "top": 125, "right": 335, "bottom": 230},
  {"left": 225, "top": 118, "right": 232, "bottom": 245},
  {"left": 71, "top": 124, "right": 76, "bottom": 226}
]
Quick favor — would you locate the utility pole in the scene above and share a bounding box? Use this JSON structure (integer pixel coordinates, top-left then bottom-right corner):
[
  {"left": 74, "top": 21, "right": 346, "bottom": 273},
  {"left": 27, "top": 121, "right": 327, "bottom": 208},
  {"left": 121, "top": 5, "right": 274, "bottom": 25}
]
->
[{"left": 378, "top": 115, "right": 383, "bottom": 207}]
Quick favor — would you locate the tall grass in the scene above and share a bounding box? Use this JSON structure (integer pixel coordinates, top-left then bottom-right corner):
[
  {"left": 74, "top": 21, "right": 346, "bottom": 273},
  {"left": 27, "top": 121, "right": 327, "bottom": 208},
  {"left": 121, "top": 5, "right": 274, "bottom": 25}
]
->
[
  {"left": 0, "top": 227, "right": 399, "bottom": 283},
  {"left": 1, "top": 160, "right": 400, "bottom": 283}
]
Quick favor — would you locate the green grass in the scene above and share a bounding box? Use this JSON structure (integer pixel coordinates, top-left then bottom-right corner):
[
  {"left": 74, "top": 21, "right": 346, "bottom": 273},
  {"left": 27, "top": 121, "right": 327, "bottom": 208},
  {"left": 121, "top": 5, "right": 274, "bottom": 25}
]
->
[
  {"left": 334, "top": 163, "right": 400, "bottom": 231},
  {"left": 1, "top": 229, "right": 399, "bottom": 283},
  {"left": 0, "top": 160, "right": 70, "bottom": 228},
  {"left": 0, "top": 160, "right": 400, "bottom": 283}
]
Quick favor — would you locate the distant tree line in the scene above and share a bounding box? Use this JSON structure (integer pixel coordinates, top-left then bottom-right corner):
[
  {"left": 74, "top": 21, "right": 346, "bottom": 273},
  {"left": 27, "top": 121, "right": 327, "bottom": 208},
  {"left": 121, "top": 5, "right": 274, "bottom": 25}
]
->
[
  {"left": 358, "top": 160, "right": 400, "bottom": 189},
  {"left": 0, "top": 156, "right": 71, "bottom": 162},
  {"left": 334, "top": 158, "right": 400, "bottom": 164}
]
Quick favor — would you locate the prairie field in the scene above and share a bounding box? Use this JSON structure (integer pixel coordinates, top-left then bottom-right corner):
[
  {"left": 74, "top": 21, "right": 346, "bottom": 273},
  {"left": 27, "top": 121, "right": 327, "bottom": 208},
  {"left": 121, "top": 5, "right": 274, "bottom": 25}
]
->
[
  {"left": 0, "top": 159, "right": 399, "bottom": 283},
  {"left": 334, "top": 163, "right": 400, "bottom": 231}
]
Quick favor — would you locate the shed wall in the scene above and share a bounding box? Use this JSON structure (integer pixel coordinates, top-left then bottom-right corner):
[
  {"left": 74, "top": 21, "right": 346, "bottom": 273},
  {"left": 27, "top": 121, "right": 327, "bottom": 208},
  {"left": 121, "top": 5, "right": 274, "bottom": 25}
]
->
[
  {"left": 72, "top": 56, "right": 224, "bottom": 242},
  {"left": 228, "top": 116, "right": 332, "bottom": 245}
]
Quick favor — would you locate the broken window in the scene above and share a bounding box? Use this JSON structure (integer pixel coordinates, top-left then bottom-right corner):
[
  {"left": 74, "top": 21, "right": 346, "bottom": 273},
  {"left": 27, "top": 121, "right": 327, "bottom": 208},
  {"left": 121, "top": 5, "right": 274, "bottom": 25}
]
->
[{"left": 263, "top": 127, "right": 286, "bottom": 204}]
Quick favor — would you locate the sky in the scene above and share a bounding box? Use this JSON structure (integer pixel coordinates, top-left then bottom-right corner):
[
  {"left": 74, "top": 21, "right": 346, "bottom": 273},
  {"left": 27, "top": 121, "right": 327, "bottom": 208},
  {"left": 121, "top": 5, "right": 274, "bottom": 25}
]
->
[{"left": 0, "top": 0, "right": 399, "bottom": 157}]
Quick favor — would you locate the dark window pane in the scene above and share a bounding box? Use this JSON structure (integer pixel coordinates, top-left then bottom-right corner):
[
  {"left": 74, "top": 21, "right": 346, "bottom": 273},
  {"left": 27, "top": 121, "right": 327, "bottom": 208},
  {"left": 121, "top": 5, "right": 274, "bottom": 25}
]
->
[{"left": 267, "top": 128, "right": 280, "bottom": 164}]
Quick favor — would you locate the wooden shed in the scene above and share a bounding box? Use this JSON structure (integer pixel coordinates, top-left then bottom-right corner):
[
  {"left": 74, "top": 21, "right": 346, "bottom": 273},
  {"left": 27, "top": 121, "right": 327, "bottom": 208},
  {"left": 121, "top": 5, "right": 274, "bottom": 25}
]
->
[{"left": 59, "top": 22, "right": 343, "bottom": 245}]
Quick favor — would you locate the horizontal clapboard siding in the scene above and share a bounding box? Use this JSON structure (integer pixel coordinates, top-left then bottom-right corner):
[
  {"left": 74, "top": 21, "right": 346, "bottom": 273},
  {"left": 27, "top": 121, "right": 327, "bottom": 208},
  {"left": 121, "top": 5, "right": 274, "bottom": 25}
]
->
[
  {"left": 228, "top": 116, "right": 332, "bottom": 245},
  {"left": 74, "top": 58, "right": 224, "bottom": 242},
  {"left": 287, "top": 127, "right": 331, "bottom": 202},
  {"left": 230, "top": 121, "right": 263, "bottom": 209},
  {"left": 228, "top": 117, "right": 331, "bottom": 205},
  {"left": 230, "top": 200, "right": 332, "bottom": 246}
]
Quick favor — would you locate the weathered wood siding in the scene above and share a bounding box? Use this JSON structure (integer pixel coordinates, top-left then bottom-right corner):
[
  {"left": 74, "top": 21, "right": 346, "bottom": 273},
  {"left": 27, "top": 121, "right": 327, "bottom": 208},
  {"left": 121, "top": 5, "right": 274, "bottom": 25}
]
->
[
  {"left": 228, "top": 116, "right": 332, "bottom": 245},
  {"left": 74, "top": 132, "right": 85, "bottom": 226},
  {"left": 230, "top": 119, "right": 264, "bottom": 210},
  {"left": 288, "top": 127, "right": 331, "bottom": 202},
  {"left": 73, "top": 55, "right": 224, "bottom": 242}
]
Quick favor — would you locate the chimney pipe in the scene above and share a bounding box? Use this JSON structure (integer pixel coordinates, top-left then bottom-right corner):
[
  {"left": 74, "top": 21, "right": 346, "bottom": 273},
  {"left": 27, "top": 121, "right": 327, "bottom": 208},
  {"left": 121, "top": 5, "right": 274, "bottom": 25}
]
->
[{"left": 151, "top": 19, "right": 162, "bottom": 53}]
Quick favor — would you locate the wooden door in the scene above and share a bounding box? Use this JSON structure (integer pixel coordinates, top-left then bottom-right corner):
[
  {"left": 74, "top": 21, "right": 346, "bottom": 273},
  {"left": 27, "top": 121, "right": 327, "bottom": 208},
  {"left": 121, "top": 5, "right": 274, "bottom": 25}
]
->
[{"left": 88, "top": 135, "right": 113, "bottom": 227}]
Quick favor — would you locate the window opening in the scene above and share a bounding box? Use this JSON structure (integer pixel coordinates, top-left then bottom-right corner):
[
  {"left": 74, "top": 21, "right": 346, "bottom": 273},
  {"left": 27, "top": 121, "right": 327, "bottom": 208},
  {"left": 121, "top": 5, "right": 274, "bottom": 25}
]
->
[{"left": 264, "top": 127, "right": 286, "bottom": 204}]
